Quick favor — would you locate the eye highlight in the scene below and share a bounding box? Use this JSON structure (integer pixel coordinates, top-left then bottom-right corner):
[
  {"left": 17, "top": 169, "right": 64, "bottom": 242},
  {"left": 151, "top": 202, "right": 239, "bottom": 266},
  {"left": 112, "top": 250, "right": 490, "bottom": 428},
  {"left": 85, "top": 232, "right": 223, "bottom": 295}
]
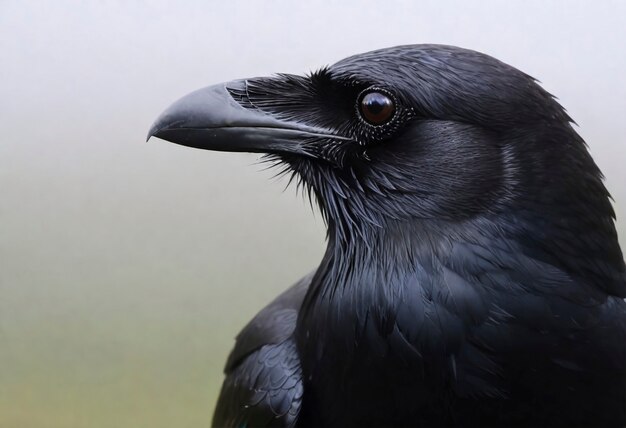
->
[{"left": 358, "top": 89, "right": 396, "bottom": 126}]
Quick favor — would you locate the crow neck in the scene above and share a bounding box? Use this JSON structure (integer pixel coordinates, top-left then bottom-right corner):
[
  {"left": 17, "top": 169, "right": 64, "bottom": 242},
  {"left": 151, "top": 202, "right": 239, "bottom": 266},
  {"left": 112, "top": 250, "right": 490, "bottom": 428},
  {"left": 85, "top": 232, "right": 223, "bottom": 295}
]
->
[{"left": 303, "top": 217, "right": 444, "bottom": 309}]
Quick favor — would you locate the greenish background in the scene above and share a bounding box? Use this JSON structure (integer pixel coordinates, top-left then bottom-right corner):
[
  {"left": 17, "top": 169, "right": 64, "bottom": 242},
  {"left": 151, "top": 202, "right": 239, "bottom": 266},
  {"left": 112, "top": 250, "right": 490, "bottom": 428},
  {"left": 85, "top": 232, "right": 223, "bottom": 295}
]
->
[{"left": 1, "top": 1, "right": 624, "bottom": 427}]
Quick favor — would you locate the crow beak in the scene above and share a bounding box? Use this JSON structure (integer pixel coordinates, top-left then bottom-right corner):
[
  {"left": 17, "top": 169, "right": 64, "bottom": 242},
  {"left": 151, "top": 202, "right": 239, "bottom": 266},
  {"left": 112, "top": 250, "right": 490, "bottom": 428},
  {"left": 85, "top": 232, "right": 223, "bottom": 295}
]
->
[{"left": 147, "top": 79, "right": 347, "bottom": 156}]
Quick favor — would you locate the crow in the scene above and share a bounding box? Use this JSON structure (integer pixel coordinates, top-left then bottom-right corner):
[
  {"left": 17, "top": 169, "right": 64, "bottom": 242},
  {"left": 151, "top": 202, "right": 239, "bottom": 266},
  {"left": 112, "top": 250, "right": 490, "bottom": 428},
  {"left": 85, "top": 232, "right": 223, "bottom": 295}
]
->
[{"left": 148, "top": 45, "right": 626, "bottom": 427}]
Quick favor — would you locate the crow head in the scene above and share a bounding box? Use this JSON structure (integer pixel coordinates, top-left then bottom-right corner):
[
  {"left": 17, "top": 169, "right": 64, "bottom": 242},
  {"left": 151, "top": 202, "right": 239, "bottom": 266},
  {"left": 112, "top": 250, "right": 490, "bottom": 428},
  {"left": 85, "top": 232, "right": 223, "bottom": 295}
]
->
[{"left": 149, "top": 44, "right": 624, "bottom": 296}]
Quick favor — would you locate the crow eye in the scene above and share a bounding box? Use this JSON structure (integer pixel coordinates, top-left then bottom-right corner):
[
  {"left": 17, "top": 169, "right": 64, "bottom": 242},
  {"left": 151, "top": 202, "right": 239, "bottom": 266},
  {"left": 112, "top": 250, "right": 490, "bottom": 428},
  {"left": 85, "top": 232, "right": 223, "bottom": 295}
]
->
[{"left": 358, "top": 89, "right": 396, "bottom": 125}]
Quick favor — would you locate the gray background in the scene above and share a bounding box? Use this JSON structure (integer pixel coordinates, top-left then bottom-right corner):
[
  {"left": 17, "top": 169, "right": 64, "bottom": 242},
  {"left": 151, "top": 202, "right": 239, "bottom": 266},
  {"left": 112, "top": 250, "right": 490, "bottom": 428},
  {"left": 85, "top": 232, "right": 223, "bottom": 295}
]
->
[{"left": 1, "top": 1, "right": 625, "bottom": 427}]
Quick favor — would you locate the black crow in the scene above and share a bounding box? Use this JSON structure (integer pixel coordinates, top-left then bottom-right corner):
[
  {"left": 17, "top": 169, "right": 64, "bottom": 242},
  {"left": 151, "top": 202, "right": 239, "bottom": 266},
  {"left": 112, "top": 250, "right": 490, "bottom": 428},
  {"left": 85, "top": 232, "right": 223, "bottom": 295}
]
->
[{"left": 148, "top": 45, "right": 626, "bottom": 427}]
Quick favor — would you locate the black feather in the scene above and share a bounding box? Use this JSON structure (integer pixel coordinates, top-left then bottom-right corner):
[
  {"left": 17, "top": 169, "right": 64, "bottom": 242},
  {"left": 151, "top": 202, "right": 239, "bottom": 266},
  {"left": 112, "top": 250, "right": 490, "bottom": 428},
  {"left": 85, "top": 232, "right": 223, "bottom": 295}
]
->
[{"left": 179, "top": 44, "right": 625, "bottom": 427}]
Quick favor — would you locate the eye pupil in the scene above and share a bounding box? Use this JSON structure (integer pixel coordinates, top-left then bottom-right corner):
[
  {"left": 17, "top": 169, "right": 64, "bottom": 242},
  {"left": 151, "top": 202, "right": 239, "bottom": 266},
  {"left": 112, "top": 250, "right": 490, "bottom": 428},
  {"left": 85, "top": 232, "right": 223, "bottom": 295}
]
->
[{"left": 359, "top": 91, "right": 395, "bottom": 125}]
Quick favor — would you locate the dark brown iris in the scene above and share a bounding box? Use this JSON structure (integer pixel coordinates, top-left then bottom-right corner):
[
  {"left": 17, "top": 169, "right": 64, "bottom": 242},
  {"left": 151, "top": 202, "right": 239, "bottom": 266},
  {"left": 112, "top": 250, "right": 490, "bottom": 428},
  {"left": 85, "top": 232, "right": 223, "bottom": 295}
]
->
[{"left": 359, "top": 91, "right": 395, "bottom": 125}]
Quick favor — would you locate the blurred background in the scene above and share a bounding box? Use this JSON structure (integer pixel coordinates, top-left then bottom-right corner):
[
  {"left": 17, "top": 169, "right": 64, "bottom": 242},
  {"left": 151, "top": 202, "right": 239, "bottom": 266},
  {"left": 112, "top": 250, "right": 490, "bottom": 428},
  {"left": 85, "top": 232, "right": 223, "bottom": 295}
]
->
[{"left": 1, "top": 1, "right": 625, "bottom": 427}]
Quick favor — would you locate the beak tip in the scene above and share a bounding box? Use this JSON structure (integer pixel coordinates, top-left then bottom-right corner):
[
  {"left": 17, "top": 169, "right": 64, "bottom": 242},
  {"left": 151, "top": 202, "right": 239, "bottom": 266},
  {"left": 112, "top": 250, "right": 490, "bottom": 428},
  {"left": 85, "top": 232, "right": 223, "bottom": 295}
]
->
[{"left": 146, "top": 121, "right": 164, "bottom": 142}]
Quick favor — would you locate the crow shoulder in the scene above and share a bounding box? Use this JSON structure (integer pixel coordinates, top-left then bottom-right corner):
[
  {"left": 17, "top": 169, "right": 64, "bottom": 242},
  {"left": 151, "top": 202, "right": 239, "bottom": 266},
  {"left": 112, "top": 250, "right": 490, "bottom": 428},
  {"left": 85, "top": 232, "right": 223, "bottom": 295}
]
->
[{"left": 212, "top": 272, "right": 313, "bottom": 427}]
